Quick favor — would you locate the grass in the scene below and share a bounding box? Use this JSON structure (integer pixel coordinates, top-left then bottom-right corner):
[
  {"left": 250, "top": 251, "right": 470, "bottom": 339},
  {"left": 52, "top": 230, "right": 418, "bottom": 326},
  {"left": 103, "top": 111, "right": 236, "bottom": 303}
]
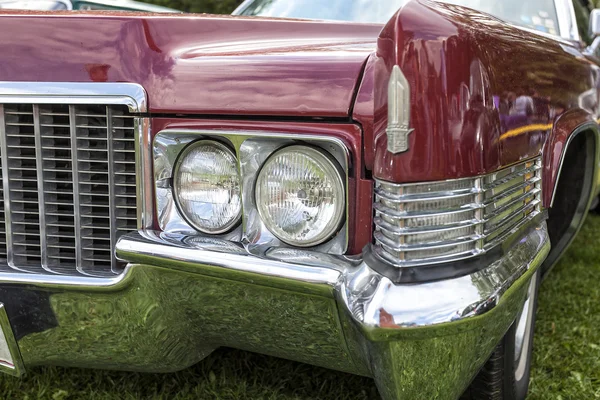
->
[
  {"left": 528, "top": 214, "right": 600, "bottom": 399},
  {"left": 2, "top": 216, "right": 600, "bottom": 399}
]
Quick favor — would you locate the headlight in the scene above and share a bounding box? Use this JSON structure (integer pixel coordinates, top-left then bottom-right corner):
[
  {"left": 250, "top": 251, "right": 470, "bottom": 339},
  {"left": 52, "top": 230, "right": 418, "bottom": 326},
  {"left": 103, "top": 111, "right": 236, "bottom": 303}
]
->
[
  {"left": 173, "top": 140, "right": 241, "bottom": 234},
  {"left": 255, "top": 145, "right": 345, "bottom": 247}
]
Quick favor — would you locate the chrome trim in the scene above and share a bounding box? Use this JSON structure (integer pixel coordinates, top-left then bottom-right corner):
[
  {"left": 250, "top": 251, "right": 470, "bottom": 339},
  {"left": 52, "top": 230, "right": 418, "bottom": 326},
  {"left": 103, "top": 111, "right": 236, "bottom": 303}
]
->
[
  {"left": 0, "top": 82, "right": 147, "bottom": 113},
  {"left": 120, "top": 221, "right": 552, "bottom": 397},
  {"left": 342, "top": 222, "right": 549, "bottom": 332},
  {"left": 0, "top": 81, "right": 150, "bottom": 239},
  {"left": 0, "top": 105, "right": 12, "bottom": 268},
  {"left": 556, "top": 0, "right": 580, "bottom": 42},
  {"left": 372, "top": 157, "right": 542, "bottom": 267},
  {"left": 386, "top": 65, "right": 413, "bottom": 154},
  {"left": 514, "top": 270, "right": 538, "bottom": 382},
  {"left": 0, "top": 219, "right": 548, "bottom": 397},
  {"left": 239, "top": 134, "right": 349, "bottom": 254},
  {"left": 0, "top": 265, "right": 131, "bottom": 287},
  {"left": 0, "top": 303, "right": 24, "bottom": 377},
  {"left": 32, "top": 105, "right": 49, "bottom": 271},
  {"left": 114, "top": 221, "right": 548, "bottom": 329},
  {"left": 590, "top": 9, "right": 600, "bottom": 39},
  {"left": 106, "top": 107, "right": 118, "bottom": 272},
  {"left": 136, "top": 117, "right": 153, "bottom": 230},
  {"left": 0, "top": 83, "right": 149, "bottom": 279},
  {"left": 117, "top": 230, "right": 341, "bottom": 292},
  {"left": 153, "top": 129, "right": 350, "bottom": 255},
  {"left": 69, "top": 105, "right": 82, "bottom": 270},
  {"left": 373, "top": 208, "right": 546, "bottom": 269}
]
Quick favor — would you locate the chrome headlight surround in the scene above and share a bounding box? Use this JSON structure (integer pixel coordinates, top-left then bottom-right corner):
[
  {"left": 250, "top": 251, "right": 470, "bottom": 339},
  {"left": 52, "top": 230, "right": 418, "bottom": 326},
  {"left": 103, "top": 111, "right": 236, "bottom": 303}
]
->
[{"left": 153, "top": 130, "right": 349, "bottom": 254}]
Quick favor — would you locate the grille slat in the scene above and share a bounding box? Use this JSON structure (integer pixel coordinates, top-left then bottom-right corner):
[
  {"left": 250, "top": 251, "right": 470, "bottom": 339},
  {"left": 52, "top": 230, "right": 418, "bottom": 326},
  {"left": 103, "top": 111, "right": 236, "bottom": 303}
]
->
[
  {"left": 34, "top": 105, "right": 50, "bottom": 271},
  {"left": 0, "top": 103, "right": 138, "bottom": 276},
  {"left": 69, "top": 105, "right": 83, "bottom": 271}
]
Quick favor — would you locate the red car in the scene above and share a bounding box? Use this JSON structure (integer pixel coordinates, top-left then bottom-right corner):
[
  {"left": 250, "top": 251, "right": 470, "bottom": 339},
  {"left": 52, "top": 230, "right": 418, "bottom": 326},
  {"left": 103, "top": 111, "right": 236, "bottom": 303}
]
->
[{"left": 0, "top": 0, "right": 597, "bottom": 399}]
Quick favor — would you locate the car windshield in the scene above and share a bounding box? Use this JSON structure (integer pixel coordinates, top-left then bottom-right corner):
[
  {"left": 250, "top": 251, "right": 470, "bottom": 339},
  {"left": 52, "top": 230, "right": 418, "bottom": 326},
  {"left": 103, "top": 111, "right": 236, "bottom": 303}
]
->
[
  {"left": 235, "top": 0, "right": 560, "bottom": 36},
  {"left": 0, "top": 0, "right": 69, "bottom": 10}
]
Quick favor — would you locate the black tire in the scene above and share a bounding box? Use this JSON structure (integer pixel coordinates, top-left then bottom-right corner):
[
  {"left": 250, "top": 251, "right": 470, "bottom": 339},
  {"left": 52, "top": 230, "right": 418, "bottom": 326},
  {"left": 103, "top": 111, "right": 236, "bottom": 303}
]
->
[{"left": 461, "top": 269, "right": 541, "bottom": 400}]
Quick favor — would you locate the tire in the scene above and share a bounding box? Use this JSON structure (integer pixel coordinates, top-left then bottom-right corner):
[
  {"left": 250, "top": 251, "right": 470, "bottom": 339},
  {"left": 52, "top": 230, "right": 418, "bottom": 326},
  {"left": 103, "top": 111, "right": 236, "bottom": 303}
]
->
[{"left": 461, "top": 269, "right": 541, "bottom": 400}]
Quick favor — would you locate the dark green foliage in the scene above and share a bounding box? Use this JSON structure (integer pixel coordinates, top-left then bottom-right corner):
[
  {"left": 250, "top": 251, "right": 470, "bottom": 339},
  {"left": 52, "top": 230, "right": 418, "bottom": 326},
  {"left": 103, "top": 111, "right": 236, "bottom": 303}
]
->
[
  {"left": 142, "top": 0, "right": 244, "bottom": 14},
  {"left": 574, "top": 0, "right": 591, "bottom": 43}
]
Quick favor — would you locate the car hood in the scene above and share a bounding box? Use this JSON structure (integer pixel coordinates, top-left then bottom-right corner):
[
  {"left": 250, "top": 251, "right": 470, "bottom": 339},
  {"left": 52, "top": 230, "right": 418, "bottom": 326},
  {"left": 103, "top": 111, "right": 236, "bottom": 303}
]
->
[{"left": 0, "top": 11, "right": 381, "bottom": 117}]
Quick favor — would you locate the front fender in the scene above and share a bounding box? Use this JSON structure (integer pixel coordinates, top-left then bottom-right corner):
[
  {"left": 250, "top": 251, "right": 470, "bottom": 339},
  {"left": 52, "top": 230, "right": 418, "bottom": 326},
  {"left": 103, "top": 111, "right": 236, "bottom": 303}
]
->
[{"left": 357, "top": 0, "right": 598, "bottom": 187}]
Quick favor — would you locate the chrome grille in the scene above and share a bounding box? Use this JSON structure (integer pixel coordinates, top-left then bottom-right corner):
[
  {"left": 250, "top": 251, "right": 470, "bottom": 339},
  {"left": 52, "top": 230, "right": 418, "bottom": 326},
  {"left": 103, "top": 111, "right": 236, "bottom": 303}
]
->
[
  {"left": 0, "top": 103, "right": 138, "bottom": 276},
  {"left": 373, "top": 157, "right": 542, "bottom": 267}
]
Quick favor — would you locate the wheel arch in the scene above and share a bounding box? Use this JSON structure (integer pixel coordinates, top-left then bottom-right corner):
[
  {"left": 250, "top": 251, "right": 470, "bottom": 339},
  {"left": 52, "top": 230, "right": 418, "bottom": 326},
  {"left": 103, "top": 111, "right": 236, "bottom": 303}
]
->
[{"left": 542, "top": 110, "right": 600, "bottom": 274}]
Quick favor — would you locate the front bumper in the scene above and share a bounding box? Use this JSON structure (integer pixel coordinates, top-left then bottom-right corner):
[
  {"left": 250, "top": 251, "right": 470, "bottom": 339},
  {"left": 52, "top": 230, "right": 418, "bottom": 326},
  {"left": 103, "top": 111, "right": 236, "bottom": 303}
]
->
[{"left": 0, "top": 222, "right": 549, "bottom": 400}]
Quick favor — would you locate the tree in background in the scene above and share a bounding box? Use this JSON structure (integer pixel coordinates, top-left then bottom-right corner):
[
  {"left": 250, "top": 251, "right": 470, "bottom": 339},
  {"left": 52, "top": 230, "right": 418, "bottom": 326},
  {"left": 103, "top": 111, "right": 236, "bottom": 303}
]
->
[
  {"left": 574, "top": 0, "right": 592, "bottom": 43},
  {"left": 143, "top": 0, "right": 244, "bottom": 14}
]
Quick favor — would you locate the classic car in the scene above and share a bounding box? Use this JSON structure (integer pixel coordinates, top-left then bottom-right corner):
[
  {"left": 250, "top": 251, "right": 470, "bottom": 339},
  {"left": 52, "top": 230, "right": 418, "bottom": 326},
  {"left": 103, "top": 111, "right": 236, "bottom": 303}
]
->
[
  {"left": 0, "top": 0, "right": 177, "bottom": 12},
  {"left": 0, "top": 0, "right": 597, "bottom": 399}
]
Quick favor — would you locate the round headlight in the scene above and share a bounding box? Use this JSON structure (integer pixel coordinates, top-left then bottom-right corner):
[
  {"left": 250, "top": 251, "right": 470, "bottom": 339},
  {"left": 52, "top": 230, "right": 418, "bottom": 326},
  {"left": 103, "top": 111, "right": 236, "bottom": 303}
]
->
[
  {"left": 173, "top": 140, "right": 241, "bottom": 234},
  {"left": 255, "top": 146, "right": 345, "bottom": 247}
]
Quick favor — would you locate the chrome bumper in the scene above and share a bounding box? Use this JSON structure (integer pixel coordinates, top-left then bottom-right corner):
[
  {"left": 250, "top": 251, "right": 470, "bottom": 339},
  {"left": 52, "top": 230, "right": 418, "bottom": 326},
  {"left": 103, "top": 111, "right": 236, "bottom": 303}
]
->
[{"left": 0, "top": 222, "right": 549, "bottom": 400}]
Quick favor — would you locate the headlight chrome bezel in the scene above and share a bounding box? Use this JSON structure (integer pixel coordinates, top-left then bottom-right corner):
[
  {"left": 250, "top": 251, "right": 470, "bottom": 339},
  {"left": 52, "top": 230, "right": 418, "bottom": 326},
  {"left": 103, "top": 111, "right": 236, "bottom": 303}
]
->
[{"left": 153, "top": 130, "right": 349, "bottom": 254}]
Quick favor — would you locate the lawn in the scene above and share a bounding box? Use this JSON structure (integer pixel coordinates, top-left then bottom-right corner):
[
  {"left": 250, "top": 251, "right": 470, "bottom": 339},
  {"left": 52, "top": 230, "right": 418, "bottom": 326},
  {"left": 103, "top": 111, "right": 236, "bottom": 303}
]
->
[{"left": 2, "top": 216, "right": 600, "bottom": 399}]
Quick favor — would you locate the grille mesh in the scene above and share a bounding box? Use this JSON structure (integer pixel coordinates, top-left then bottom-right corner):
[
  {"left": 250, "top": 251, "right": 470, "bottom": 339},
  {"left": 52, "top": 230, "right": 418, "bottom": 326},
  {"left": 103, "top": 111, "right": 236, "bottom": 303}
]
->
[
  {"left": 373, "top": 157, "right": 542, "bottom": 267},
  {"left": 0, "top": 103, "right": 138, "bottom": 276}
]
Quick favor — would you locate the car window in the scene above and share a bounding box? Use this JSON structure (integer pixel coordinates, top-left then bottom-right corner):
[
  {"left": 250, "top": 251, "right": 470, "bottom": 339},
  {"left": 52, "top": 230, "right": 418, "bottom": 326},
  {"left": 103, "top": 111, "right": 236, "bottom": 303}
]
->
[
  {"left": 0, "top": 0, "right": 69, "bottom": 10},
  {"left": 236, "top": 0, "right": 409, "bottom": 23},
  {"left": 236, "top": 0, "right": 560, "bottom": 37},
  {"left": 442, "top": 0, "right": 560, "bottom": 36},
  {"left": 76, "top": 3, "right": 117, "bottom": 10}
]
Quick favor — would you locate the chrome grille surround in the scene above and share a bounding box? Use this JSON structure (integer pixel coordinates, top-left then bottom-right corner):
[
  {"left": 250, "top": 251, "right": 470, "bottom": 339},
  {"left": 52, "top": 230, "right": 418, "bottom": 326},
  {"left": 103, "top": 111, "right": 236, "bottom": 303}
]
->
[
  {"left": 373, "top": 157, "right": 543, "bottom": 267},
  {"left": 0, "top": 82, "right": 150, "bottom": 278}
]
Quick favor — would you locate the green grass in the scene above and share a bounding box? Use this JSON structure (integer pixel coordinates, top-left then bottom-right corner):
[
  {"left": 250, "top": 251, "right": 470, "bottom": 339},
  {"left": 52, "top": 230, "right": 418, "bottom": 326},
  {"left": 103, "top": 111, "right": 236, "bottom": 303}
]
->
[
  {"left": 2, "top": 216, "right": 600, "bottom": 399},
  {"left": 529, "top": 214, "right": 600, "bottom": 399}
]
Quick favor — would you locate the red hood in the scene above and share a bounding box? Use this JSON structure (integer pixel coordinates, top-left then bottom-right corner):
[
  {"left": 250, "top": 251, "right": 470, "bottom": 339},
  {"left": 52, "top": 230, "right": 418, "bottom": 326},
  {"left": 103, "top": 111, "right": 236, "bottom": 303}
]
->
[{"left": 0, "top": 11, "right": 380, "bottom": 117}]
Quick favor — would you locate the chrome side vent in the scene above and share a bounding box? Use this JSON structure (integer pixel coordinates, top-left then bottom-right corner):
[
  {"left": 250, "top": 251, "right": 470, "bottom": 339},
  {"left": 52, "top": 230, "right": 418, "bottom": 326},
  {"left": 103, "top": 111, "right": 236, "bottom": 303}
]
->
[
  {"left": 373, "top": 157, "right": 543, "bottom": 267},
  {"left": 0, "top": 103, "right": 138, "bottom": 276}
]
